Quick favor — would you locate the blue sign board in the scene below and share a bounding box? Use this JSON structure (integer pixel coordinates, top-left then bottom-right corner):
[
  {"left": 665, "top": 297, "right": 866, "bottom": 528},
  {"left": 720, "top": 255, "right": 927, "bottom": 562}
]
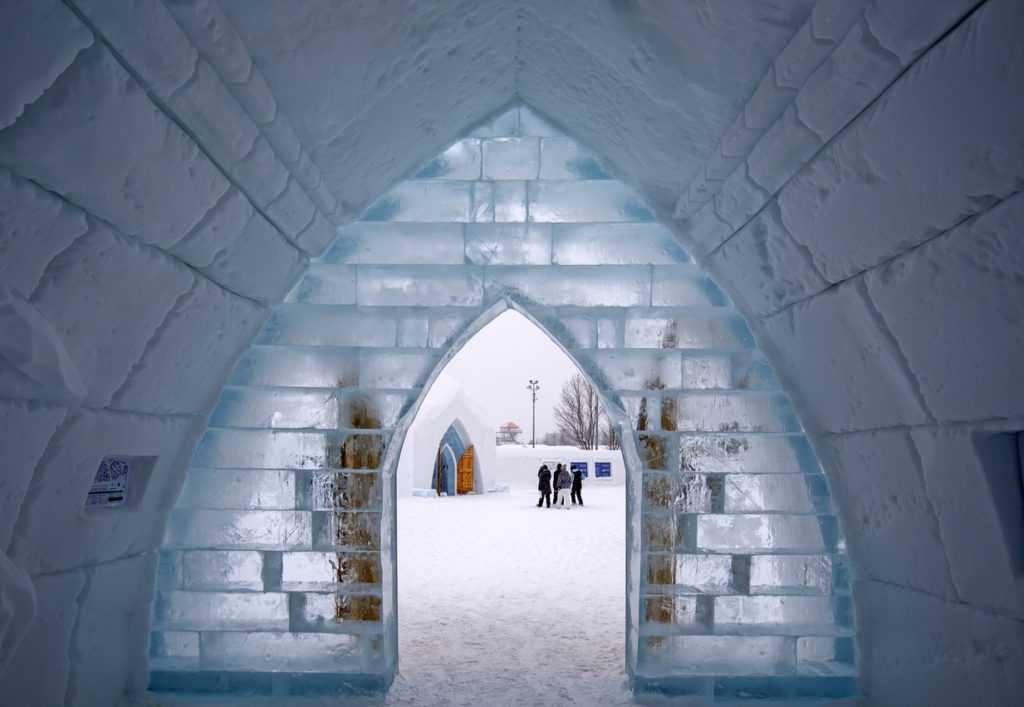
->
[
  {"left": 571, "top": 461, "right": 588, "bottom": 478},
  {"left": 594, "top": 462, "right": 611, "bottom": 478}
]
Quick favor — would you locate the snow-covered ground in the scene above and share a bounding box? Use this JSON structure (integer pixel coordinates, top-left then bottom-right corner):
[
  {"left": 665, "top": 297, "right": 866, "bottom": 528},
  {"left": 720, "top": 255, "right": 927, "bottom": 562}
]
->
[{"left": 385, "top": 484, "right": 633, "bottom": 706}]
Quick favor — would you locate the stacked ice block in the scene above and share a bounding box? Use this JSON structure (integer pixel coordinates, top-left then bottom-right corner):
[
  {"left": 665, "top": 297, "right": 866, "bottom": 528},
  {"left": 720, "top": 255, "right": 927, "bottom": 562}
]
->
[{"left": 151, "top": 106, "right": 855, "bottom": 701}]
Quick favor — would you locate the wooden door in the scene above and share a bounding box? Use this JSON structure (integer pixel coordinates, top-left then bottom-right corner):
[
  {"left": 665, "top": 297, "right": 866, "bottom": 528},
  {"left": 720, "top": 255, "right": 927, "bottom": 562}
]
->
[{"left": 456, "top": 445, "right": 474, "bottom": 494}]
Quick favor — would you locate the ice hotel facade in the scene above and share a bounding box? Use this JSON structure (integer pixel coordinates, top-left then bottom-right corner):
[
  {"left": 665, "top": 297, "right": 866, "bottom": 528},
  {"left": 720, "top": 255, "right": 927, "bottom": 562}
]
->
[{"left": 0, "top": 1, "right": 1022, "bottom": 705}]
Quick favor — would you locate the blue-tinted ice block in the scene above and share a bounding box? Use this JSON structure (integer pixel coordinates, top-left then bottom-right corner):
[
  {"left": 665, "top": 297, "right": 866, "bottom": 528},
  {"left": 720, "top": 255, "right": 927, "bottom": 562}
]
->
[
  {"left": 540, "top": 137, "right": 613, "bottom": 180},
  {"left": 471, "top": 181, "right": 494, "bottom": 221},
  {"left": 482, "top": 137, "right": 539, "bottom": 180},
  {"left": 724, "top": 474, "right": 818, "bottom": 513},
  {"left": 749, "top": 554, "right": 833, "bottom": 595},
  {"left": 494, "top": 180, "right": 527, "bottom": 221},
  {"left": 681, "top": 356, "right": 733, "bottom": 389},
  {"left": 281, "top": 551, "right": 381, "bottom": 590},
  {"left": 284, "top": 264, "right": 356, "bottom": 305},
  {"left": 258, "top": 306, "right": 398, "bottom": 348},
  {"left": 413, "top": 139, "right": 480, "bottom": 180},
  {"left": 289, "top": 591, "right": 382, "bottom": 631},
  {"left": 552, "top": 223, "right": 689, "bottom": 265},
  {"left": 797, "top": 636, "right": 857, "bottom": 676},
  {"left": 211, "top": 388, "right": 340, "bottom": 430},
  {"left": 361, "top": 182, "right": 471, "bottom": 222},
  {"left": 529, "top": 181, "right": 656, "bottom": 222},
  {"left": 677, "top": 434, "right": 820, "bottom": 475},
  {"left": 153, "top": 590, "right": 288, "bottom": 631},
  {"left": 200, "top": 631, "right": 380, "bottom": 672},
  {"left": 639, "top": 634, "right": 797, "bottom": 676},
  {"left": 182, "top": 550, "right": 264, "bottom": 590},
  {"left": 625, "top": 310, "right": 755, "bottom": 349},
  {"left": 651, "top": 266, "right": 730, "bottom": 307},
  {"left": 672, "top": 393, "right": 802, "bottom": 433},
  {"left": 581, "top": 350, "right": 682, "bottom": 390},
  {"left": 714, "top": 595, "right": 846, "bottom": 635},
  {"left": 312, "top": 511, "right": 382, "bottom": 551},
  {"left": 661, "top": 554, "right": 733, "bottom": 594},
  {"left": 229, "top": 346, "right": 360, "bottom": 388},
  {"left": 465, "top": 223, "right": 552, "bottom": 265},
  {"left": 484, "top": 264, "right": 652, "bottom": 307},
  {"left": 176, "top": 470, "right": 296, "bottom": 510},
  {"left": 358, "top": 350, "right": 440, "bottom": 389},
  {"left": 194, "top": 429, "right": 326, "bottom": 470},
  {"left": 150, "top": 630, "right": 199, "bottom": 671},
  {"left": 642, "top": 594, "right": 713, "bottom": 633},
  {"left": 355, "top": 265, "right": 484, "bottom": 307},
  {"left": 698, "top": 514, "right": 826, "bottom": 553},
  {"left": 324, "top": 223, "right": 466, "bottom": 265},
  {"left": 164, "top": 509, "right": 312, "bottom": 550}
]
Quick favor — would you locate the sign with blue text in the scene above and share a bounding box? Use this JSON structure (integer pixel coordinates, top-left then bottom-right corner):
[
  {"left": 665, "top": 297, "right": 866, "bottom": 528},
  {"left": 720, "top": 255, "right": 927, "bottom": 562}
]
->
[
  {"left": 594, "top": 462, "right": 611, "bottom": 478},
  {"left": 571, "top": 461, "right": 588, "bottom": 478}
]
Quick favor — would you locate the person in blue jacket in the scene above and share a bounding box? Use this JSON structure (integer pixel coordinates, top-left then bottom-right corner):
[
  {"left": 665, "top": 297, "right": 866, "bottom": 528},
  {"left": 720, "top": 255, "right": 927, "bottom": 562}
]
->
[{"left": 570, "top": 464, "right": 584, "bottom": 506}]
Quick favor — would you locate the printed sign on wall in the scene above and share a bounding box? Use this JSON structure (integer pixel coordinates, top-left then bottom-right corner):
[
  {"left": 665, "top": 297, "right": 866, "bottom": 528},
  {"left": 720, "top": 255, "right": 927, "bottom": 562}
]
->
[
  {"left": 594, "top": 462, "right": 611, "bottom": 478},
  {"left": 85, "top": 456, "right": 130, "bottom": 507},
  {"left": 571, "top": 461, "right": 588, "bottom": 478}
]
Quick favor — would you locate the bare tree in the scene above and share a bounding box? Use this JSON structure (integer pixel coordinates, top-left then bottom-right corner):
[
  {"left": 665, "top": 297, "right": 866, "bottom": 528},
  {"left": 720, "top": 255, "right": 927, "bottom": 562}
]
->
[
  {"left": 601, "top": 417, "right": 620, "bottom": 450},
  {"left": 554, "top": 374, "right": 601, "bottom": 449}
]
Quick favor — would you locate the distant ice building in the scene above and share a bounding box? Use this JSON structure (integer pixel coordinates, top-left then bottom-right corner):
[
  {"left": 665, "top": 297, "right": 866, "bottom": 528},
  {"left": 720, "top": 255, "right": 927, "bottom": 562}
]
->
[{"left": 397, "top": 373, "right": 496, "bottom": 498}]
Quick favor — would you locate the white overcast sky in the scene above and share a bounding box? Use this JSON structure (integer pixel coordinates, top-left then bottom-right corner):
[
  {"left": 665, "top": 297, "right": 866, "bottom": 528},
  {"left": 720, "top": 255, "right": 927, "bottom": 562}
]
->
[{"left": 434, "top": 310, "right": 582, "bottom": 441}]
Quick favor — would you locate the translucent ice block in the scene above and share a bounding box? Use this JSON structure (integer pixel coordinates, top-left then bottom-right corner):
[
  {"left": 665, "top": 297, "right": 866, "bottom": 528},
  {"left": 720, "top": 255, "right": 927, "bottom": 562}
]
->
[
  {"left": 413, "top": 139, "right": 481, "bottom": 180},
  {"left": 485, "top": 264, "right": 652, "bottom": 307},
  {"left": 229, "top": 346, "right": 360, "bottom": 388},
  {"left": 643, "top": 472, "right": 723, "bottom": 513},
  {"left": 552, "top": 223, "right": 689, "bottom": 265},
  {"left": 356, "top": 265, "right": 483, "bottom": 307},
  {"left": 281, "top": 551, "right": 381, "bottom": 590},
  {"left": 150, "top": 630, "right": 199, "bottom": 670},
  {"left": 175, "top": 469, "right": 296, "bottom": 510},
  {"left": 200, "top": 631, "right": 380, "bottom": 672},
  {"left": 465, "top": 223, "right": 552, "bottom": 265},
  {"left": 182, "top": 551, "right": 264, "bottom": 591},
  {"left": 153, "top": 590, "right": 288, "bottom": 631},
  {"left": 493, "top": 181, "right": 527, "bottom": 222},
  {"left": 290, "top": 591, "right": 383, "bottom": 630},
  {"left": 672, "top": 393, "right": 802, "bottom": 433},
  {"left": 697, "top": 514, "right": 826, "bottom": 553},
  {"left": 682, "top": 356, "right": 733, "bottom": 389},
  {"left": 639, "top": 634, "right": 797, "bottom": 676},
  {"left": 194, "top": 429, "right": 325, "bottom": 470},
  {"left": 324, "top": 223, "right": 466, "bottom": 265},
  {"left": 579, "top": 350, "right": 682, "bottom": 391},
  {"left": 528, "top": 181, "right": 656, "bottom": 222},
  {"left": 646, "top": 553, "right": 733, "bottom": 594},
  {"left": 258, "top": 306, "right": 398, "bottom": 348},
  {"left": 360, "top": 182, "right": 471, "bottom": 222},
  {"left": 211, "top": 387, "right": 341, "bottom": 430},
  {"left": 797, "top": 637, "right": 857, "bottom": 676},
  {"left": 625, "top": 310, "right": 755, "bottom": 349},
  {"left": 539, "top": 137, "right": 613, "bottom": 180},
  {"left": 303, "top": 472, "right": 382, "bottom": 511},
  {"left": 358, "top": 350, "right": 440, "bottom": 389},
  {"left": 714, "top": 595, "right": 842, "bottom": 635},
  {"left": 642, "top": 595, "right": 713, "bottom": 633},
  {"left": 749, "top": 555, "right": 833, "bottom": 595},
  {"left": 312, "top": 511, "right": 382, "bottom": 551},
  {"left": 471, "top": 181, "right": 494, "bottom": 221},
  {"left": 284, "top": 264, "right": 356, "bottom": 305},
  {"left": 724, "top": 474, "right": 817, "bottom": 513},
  {"left": 651, "top": 266, "right": 731, "bottom": 308},
  {"left": 482, "top": 137, "right": 539, "bottom": 180},
  {"left": 164, "top": 509, "right": 312, "bottom": 550},
  {"left": 677, "top": 434, "right": 820, "bottom": 475}
]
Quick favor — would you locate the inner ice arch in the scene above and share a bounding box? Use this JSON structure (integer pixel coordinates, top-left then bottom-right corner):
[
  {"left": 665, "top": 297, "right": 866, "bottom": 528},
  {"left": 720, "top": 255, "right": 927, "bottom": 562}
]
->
[{"left": 149, "top": 107, "right": 855, "bottom": 700}]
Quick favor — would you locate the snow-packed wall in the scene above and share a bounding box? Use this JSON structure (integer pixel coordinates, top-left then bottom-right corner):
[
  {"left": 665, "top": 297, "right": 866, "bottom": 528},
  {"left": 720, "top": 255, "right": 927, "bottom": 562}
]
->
[
  {"left": 0, "top": 0, "right": 1022, "bottom": 704},
  {"left": 150, "top": 108, "right": 855, "bottom": 700}
]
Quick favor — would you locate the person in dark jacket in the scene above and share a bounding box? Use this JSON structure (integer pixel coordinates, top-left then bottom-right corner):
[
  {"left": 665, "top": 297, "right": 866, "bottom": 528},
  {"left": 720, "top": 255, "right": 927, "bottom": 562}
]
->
[
  {"left": 553, "top": 463, "right": 572, "bottom": 509},
  {"left": 537, "top": 464, "right": 551, "bottom": 507},
  {"left": 570, "top": 464, "right": 584, "bottom": 506}
]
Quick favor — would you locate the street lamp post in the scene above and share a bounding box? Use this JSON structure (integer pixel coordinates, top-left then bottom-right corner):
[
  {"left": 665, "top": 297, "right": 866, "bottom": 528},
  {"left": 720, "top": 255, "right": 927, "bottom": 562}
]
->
[{"left": 527, "top": 379, "right": 540, "bottom": 448}]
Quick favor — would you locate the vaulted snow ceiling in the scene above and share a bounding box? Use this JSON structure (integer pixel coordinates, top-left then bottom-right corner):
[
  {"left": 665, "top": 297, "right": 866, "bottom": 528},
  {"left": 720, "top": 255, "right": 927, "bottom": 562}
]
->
[
  {"left": 216, "top": 0, "right": 818, "bottom": 217},
  {"left": 1, "top": 0, "right": 1023, "bottom": 705}
]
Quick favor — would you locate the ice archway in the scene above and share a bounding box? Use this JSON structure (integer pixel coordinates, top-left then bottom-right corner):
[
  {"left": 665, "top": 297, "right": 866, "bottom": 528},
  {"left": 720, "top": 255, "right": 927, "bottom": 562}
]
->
[
  {"left": 149, "top": 109, "right": 854, "bottom": 700},
  {"left": 0, "top": 1, "right": 1022, "bottom": 705}
]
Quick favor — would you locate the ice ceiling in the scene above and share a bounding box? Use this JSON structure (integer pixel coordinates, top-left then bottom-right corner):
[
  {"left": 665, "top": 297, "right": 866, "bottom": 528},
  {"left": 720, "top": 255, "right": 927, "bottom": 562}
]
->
[{"left": 0, "top": 0, "right": 1022, "bottom": 705}]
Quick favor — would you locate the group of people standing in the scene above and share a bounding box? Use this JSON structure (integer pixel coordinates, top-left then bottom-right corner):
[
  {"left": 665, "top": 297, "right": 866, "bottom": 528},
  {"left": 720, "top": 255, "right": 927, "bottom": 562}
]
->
[{"left": 536, "top": 463, "right": 583, "bottom": 508}]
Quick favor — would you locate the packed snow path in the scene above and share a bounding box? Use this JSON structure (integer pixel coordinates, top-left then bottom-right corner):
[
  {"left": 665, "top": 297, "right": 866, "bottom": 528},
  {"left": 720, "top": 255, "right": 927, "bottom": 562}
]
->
[{"left": 388, "top": 485, "right": 633, "bottom": 706}]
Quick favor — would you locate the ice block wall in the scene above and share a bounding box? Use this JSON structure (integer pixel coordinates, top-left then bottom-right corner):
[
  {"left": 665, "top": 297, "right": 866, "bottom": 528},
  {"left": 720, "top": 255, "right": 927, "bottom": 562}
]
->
[{"left": 153, "top": 106, "right": 855, "bottom": 701}]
